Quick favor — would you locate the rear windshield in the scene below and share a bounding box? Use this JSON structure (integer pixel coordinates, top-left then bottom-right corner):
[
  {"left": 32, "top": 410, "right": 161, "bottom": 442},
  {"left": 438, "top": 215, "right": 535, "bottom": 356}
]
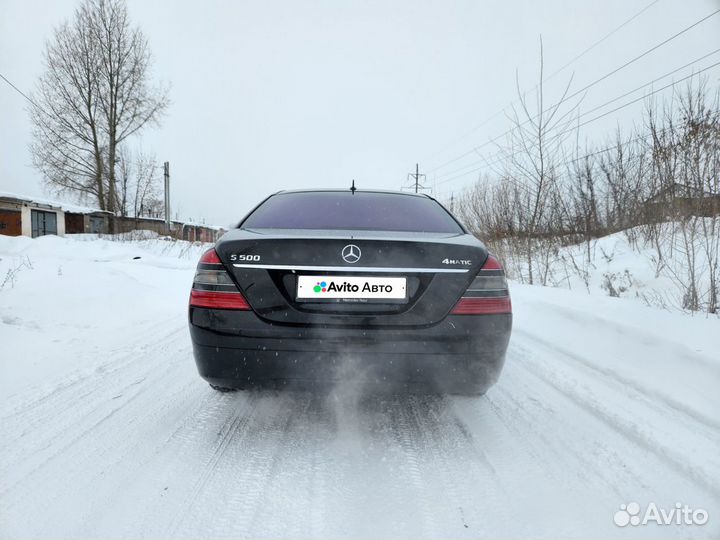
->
[{"left": 240, "top": 192, "right": 464, "bottom": 233}]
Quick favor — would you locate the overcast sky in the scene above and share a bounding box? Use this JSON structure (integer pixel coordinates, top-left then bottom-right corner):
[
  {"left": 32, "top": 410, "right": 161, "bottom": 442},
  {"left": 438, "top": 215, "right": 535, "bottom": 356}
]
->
[{"left": 1, "top": 0, "right": 719, "bottom": 226}]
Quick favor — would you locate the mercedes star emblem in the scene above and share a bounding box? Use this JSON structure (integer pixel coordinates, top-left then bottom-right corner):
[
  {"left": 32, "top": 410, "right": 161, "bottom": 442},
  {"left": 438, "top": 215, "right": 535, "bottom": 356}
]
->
[{"left": 341, "top": 244, "right": 361, "bottom": 263}]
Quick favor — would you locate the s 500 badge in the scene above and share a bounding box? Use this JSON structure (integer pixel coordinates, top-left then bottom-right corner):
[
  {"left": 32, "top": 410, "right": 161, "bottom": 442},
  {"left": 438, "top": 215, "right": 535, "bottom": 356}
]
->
[{"left": 229, "top": 254, "right": 261, "bottom": 262}]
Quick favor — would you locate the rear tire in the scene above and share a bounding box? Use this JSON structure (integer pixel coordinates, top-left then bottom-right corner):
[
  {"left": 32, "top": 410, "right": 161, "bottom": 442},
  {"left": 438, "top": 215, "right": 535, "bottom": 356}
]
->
[
  {"left": 447, "top": 380, "right": 488, "bottom": 396},
  {"left": 209, "top": 383, "right": 238, "bottom": 393}
]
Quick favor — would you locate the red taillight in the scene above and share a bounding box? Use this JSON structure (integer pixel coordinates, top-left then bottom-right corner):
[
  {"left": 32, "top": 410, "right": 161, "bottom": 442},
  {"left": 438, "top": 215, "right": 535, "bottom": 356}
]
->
[
  {"left": 199, "top": 248, "right": 222, "bottom": 264},
  {"left": 482, "top": 254, "right": 503, "bottom": 270},
  {"left": 189, "top": 289, "right": 251, "bottom": 310},
  {"left": 451, "top": 296, "right": 512, "bottom": 315},
  {"left": 450, "top": 253, "right": 511, "bottom": 315},
  {"left": 191, "top": 248, "right": 250, "bottom": 310}
]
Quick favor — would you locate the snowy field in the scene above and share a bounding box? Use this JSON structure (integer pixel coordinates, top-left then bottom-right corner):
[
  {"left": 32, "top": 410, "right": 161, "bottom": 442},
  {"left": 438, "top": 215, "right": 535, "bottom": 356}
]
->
[{"left": 0, "top": 234, "right": 718, "bottom": 539}]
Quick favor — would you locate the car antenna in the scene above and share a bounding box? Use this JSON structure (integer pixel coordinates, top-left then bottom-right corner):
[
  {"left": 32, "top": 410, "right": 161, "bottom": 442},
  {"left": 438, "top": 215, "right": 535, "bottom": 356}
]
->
[{"left": 350, "top": 179, "right": 357, "bottom": 194}]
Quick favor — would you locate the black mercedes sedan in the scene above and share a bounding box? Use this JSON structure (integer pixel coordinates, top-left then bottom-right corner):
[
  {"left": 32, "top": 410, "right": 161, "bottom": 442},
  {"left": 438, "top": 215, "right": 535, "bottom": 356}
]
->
[{"left": 188, "top": 189, "right": 512, "bottom": 395}]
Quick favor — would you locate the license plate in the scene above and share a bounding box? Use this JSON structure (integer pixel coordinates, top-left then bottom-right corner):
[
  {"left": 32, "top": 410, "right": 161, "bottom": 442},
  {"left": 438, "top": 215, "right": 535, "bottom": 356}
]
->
[{"left": 296, "top": 275, "right": 407, "bottom": 301}]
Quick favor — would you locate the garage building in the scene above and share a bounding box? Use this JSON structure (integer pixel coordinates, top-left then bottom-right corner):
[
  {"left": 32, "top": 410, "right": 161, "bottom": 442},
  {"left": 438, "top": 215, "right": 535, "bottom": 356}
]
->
[{"left": 0, "top": 193, "right": 66, "bottom": 238}]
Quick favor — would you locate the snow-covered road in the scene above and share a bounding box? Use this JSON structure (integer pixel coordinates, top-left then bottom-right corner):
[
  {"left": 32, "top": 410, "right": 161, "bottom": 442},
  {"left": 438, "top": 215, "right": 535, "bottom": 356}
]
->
[{"left": 1, "top": 235, "right": 718, "bottom": 539}]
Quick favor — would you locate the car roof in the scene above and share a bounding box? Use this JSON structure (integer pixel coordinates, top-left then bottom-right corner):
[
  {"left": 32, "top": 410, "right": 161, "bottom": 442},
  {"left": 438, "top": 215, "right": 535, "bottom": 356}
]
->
[{"left": 272, "top": 188, "right": 432, "bottom": 199}]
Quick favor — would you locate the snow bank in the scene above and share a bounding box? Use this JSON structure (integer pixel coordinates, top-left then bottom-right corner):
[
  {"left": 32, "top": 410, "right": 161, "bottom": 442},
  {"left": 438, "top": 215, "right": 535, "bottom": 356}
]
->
[
  {"left": 501, "top": 223, "right": 720, "bottom": 314},
  {"left": 0, "top": 234, "right": 209, "bottom": 396}
]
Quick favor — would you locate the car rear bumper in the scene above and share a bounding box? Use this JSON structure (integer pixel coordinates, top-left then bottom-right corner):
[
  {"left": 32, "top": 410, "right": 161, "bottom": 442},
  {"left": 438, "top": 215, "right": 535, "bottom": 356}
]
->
[{"left": 189, "top": 308, "right": 511, "bottom": 392}]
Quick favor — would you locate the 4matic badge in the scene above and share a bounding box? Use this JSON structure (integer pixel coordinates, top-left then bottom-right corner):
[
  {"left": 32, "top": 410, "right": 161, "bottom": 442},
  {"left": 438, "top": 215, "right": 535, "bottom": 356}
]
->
[{"left": 442, "top": 258, "right": 472, "bottom": 265}]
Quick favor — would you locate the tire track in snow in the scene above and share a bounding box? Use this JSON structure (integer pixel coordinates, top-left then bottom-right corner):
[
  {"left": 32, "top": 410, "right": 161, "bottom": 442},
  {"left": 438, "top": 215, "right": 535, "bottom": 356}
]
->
[
  {"left": 0, "top": 322, "right": 187, "bottom": 453},
  {"left": 170, "top": 392, "right": 301, "bottom": 538},
  {"left": 489, "top": 368, "right": 653, "bottom": 499},
  {"left": 401, "top": 395, "right": 515, "bottom": 536},
  {"left": 79, "top": 380, "right": 218, "bottom": 536},
  {"left": 527, "top": 300, "right": 720, "bottom": 373},
  {"left": 245, "top": 394, "right": 321, "bottom": 538},
  {"left": 0, "top": 326, "right": 194, "bottom": 536},
  {"left": 0, "top": 318, "right": 182, "bottom": 420},
  {"left": 509, "top": 340, "right": 720, "bottom": 499},
  {"left": 515, "top": 327, "right": 720, "bottom": 431},
  {"left": 0, "top": 326, "right": 188, "bottom": 490},
  {"left": 385, "top": 395, "right": 439, "bottom": 537},
  {"left": 167, "top": 392, "right": 259, "bottom": 536},
  {"left": 86, "top": 385, "right": 258, "bottom": 538}
]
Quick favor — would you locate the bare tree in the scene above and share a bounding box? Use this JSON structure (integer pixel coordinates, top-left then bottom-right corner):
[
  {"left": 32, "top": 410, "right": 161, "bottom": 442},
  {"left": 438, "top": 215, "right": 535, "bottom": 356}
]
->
[
  {"left": 116, "top": 144, "right": 131, "bottom": 216},
  {"left": 454, "top": 64, "right": 719, "bottom": 313},
  {"left": 566, "top": 150, "right": 601, "bottom": 260},
  {"left": 498, "top": 38, "right": 580, "bottom": 284},
  {"left": 673, "top": 81, "right": 720, "bottom": 312},
  {"left": 636, "top": 79, "right": 720, "bottom": 313},
  {"left": 29, "top": 0, "right": 168, "bottom": 217},
  {"left": 29, "top": 7, "right": 106, "bottom": 208},
  {"left": 114, "top": 147, "right": 161, "bottom": 218},
  {"left": 88, "top": 0, "right": 169, "bottom": 217},
  {"left": 135, "top": 153, "right": 161, "bottom": 218}
]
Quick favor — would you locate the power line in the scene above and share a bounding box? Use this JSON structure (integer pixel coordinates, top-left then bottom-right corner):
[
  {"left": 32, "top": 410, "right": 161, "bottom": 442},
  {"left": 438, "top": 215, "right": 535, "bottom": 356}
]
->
[
  {"left": 0, "top": 69, "right": 101, "bottom": 169},
  {"left": 434, "top": 127, "right": 678, "bottom": 202},
  {"left": 433, "top": 60, "right": 720, "bottom": 189},
  {"left": 545, "top": 0, "right": 663, "bottom": 81},
  {"left": 434, "top": 127, "right": 671, "bottom": 201},
  {"left": 426, "top": 0, "right": 662, "bottom": 166},
  {"left": 565, "top": 131, "right": 659, "bottom": 166},
  {"left": 0, "top": 71, "right": 40, "bottom": 109},
  {"left": 549, "top": 8, "right": 720, "bottom": 110},
  {"left": 575, "top": 60, "right": 720, "bottom": 129},
  {"left": 576, "top": 47, "right": 720, "bottom": 118},
  {"left": 437, "top": 63, "right": 719, "bottom": 189},
  {"left": 433, "top": 49, "right": 720, "bottom": 182},
  {"left": 0, "top": 71, "right": 62, "bottom": 129},
  {"left": 428, "top": 7, "right": 720, "bottom": 174}
]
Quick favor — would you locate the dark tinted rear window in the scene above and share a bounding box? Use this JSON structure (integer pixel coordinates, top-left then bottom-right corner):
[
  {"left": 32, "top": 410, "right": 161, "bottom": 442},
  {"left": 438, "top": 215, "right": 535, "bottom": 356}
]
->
[{"left": 241, "top": 192, "right": 463, "bottom": 233}]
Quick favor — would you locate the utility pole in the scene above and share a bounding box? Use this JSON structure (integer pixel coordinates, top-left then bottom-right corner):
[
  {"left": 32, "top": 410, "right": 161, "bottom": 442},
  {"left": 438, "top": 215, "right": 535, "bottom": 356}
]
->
[
  {"left": 163, "top": 161, "right": 170, "bottom": 232},
  {"left": 406, "top": 163, "right": 428, "bottom": 194},
  {"left": 450, "top": 193, "right": 455, "bottom": 213}
]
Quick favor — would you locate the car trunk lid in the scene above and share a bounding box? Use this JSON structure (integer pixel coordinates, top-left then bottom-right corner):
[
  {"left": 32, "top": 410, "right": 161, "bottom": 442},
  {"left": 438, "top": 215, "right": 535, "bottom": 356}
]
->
[{"left": 214, "top": 228, "right": 488, "bottom": 327}]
